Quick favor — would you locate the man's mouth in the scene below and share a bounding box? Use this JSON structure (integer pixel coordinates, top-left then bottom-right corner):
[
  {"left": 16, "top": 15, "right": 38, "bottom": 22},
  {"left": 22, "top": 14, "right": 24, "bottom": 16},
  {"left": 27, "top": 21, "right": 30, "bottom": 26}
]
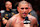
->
[{"left": 23, "top": 13, "right": 27, "bottom": 15}]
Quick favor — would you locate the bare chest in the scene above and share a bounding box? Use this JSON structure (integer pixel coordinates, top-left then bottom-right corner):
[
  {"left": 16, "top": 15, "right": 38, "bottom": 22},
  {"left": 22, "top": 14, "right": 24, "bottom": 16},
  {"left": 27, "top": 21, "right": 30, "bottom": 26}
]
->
[{"left": 11, "top": 18, "right": 33, "bottom": 27}]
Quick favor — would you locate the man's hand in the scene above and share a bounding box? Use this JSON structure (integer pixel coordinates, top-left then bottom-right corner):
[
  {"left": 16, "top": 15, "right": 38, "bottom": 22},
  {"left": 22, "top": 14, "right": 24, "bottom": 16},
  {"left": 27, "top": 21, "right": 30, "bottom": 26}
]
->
[{"left": 3, "top": 19, "right": 7, "bottom": 24}]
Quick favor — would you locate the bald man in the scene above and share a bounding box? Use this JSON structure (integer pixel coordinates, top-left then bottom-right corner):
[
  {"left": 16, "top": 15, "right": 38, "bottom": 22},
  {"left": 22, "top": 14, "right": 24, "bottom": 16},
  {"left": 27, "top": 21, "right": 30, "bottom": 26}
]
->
[{"left": 6, "top": 1, "right": 38, "bottom": 27}]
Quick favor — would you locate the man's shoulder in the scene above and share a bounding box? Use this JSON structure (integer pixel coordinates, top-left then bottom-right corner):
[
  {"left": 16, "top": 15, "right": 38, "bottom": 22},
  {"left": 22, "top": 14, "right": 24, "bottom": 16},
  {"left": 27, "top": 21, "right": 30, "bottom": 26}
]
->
[
  {"left": 7, "top": 14, "right": 18, "bottom": 24},
  {"left": 7, "top": 14, "right": 18, "bottom": 25},
  {"left": 27, "top": 14, "right": 37, "bottom": 24}
]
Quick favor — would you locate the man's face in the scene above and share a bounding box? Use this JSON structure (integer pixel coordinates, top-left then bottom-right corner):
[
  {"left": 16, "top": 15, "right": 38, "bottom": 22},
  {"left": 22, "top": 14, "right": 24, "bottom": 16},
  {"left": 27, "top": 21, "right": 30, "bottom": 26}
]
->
[
  {"left": 5, "top": 2, "right": 12, "bottom": 9},
  {"left": 17, "top": 4, "right": 30, "bottom": 17}
]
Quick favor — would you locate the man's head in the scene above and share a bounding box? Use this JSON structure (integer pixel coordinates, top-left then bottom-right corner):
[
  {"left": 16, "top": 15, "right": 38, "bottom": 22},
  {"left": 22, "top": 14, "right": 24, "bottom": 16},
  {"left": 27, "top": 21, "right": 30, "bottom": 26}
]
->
[
  {"left": 17, "top": 1, "right": 31, "bottom": 18},
  {"left": 5, "top": 1, "right": 12, "bottom": 9}
]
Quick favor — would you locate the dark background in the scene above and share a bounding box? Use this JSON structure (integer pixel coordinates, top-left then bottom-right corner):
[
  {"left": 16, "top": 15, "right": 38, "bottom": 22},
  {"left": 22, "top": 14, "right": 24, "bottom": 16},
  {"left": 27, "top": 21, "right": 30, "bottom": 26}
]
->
[{"left": 0, "top": 0, "right": 40, "bottom": 27}]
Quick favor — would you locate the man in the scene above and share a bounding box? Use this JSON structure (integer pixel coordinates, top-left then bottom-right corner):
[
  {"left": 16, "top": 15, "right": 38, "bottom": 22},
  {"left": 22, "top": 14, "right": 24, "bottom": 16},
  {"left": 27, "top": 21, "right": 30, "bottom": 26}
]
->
[
  {"left": 1, "top": 1, "right": 15, "bottom": 27},
  {"left": 6, "top": 1, "right": 38, "bottom": 27},
  {"left": 28, "top": 3, "right": 38, "bottom": 19}
]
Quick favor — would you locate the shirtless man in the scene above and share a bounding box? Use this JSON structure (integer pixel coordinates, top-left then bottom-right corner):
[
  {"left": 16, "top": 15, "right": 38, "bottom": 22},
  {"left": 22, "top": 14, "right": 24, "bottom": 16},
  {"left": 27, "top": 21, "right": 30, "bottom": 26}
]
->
[{"left": 6, "top": 1, "right": 38, "bottom": 27}]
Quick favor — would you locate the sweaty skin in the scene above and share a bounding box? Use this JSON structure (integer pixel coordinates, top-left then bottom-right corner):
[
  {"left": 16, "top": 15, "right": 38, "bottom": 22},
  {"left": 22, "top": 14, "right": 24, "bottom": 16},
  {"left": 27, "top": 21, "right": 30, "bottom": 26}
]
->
[
  {"left": 6, "top": 13, "right": 38, "bottom": 27},
  {"left": 6, "top": 1, "right": 38, "bottom": 27}
]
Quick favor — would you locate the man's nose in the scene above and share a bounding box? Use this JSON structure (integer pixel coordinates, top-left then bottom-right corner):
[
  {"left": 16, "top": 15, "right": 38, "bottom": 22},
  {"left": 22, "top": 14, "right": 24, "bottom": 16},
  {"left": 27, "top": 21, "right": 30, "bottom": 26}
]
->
[{"left": 24, "top": 9, "right": 26, "bottom": 12}]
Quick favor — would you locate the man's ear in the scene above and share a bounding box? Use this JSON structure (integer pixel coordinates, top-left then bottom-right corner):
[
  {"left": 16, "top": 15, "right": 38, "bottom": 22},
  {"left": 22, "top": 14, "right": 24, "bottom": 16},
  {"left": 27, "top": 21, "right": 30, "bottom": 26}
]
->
[
  {"left": 17, "top": 7, "right": 19, "bottom": 12},
  {"left": 5, "top": 5, "right": 7, "bottom": 8}
]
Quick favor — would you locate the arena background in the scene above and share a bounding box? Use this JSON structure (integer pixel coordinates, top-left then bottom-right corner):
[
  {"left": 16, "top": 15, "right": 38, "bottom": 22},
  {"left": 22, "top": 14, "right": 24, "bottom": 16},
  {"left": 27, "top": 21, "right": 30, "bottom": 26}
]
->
[{"left": 0, "top": 0, "right": 40, "bottom": 27}]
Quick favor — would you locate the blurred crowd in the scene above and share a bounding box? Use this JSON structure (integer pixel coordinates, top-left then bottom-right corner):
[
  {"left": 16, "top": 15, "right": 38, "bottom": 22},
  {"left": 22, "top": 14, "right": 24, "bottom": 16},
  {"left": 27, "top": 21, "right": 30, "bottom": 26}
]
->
[{"left": 0, "top": 0, "right": 40, "bottom": 27}]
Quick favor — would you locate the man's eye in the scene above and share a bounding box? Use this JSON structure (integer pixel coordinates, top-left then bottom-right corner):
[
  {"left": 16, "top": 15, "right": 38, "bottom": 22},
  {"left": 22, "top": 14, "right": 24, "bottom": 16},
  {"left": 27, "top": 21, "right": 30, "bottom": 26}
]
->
[
  {"left": 21, "top": 8, "right": 24, "bottom": 9},
  {"left": 25, "top": 8, "right": 28, "bottom": 9}
]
